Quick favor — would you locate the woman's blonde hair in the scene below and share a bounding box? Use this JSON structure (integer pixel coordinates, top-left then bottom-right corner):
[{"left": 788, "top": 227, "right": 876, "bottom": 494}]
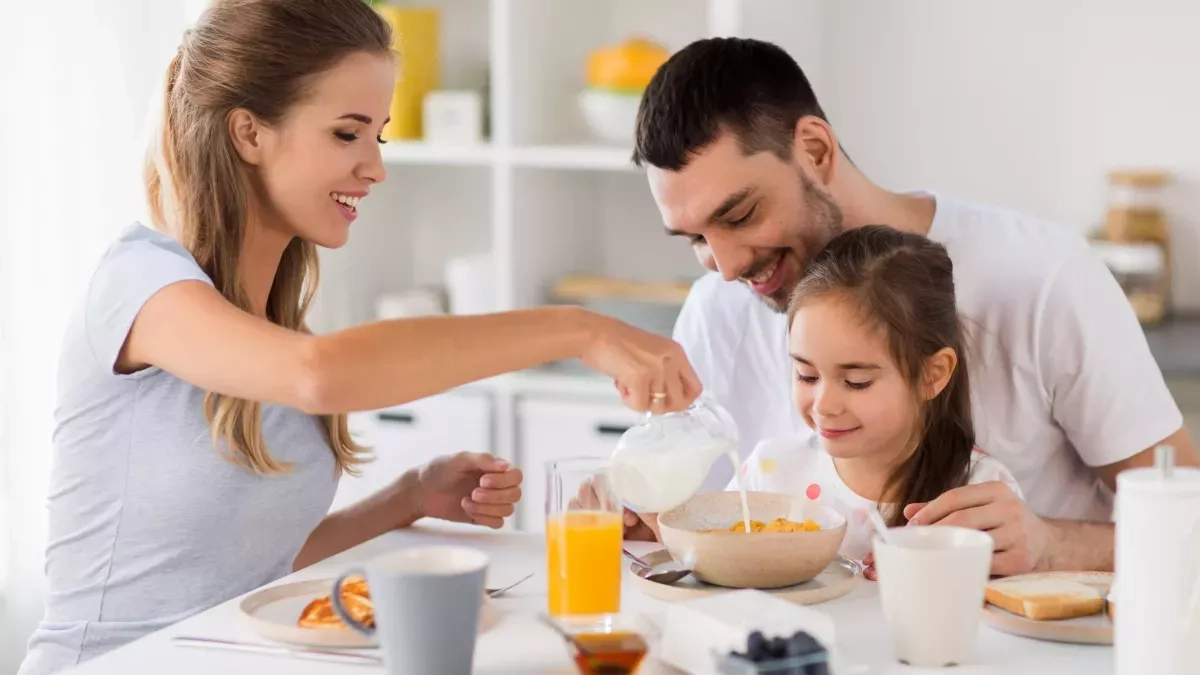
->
[{"left": 144, "top": 0, "right": 392, "bottom": 476}]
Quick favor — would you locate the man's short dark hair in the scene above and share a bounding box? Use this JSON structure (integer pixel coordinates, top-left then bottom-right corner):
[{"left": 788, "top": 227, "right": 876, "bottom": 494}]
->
[{"left": 632, "top": 37, "right": 828, "bottom": 171}]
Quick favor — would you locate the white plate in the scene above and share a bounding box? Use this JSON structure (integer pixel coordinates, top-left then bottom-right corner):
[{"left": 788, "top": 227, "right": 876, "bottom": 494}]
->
[
  {"left": 239, "top": 577, "right": 499, "bottom": 649},
  {"left": 981, "top": 571, "right": 1113, "bottom": 645},
  {"left": 627, "top": 549, "right": 863, "bottom": 604}
]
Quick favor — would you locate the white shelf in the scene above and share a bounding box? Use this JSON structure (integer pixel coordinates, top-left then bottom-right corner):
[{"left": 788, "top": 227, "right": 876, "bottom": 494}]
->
[
  {"left": 380, "top": 141, "right": 495, "bottom": 166},
  {"left": 508, "top": 145, "right": 638, "bottom": 172},
  {"left": 379, "top": 142, "right": 638, "bottom": 172}
]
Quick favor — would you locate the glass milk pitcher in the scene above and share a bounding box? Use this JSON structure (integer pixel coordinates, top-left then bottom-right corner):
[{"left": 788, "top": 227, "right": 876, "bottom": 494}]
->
[{"left": 608, "top": 399, "right": 739, "bottom": 513}]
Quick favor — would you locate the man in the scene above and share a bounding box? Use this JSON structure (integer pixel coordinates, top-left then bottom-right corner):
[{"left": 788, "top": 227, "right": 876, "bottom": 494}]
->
[{"left": 625, "top": 37, "right": 1198, "bottom": 576}]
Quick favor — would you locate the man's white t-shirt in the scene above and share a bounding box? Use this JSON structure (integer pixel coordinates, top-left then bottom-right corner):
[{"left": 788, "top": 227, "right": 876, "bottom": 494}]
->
[
  {"left": 729, "top": 436, "right": 1025, "bottom": 561},
  {"left": 674, "top": 192, "right": 1182, "bottom": 522}
]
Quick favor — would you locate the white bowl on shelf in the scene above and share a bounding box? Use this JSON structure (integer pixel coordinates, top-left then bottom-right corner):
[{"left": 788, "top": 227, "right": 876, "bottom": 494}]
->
[{"left": 578, "top": 89, "right": 642, "bottom": 145}]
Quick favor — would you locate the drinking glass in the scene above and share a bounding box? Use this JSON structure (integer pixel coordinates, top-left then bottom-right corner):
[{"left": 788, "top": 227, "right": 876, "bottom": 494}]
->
[{"left": 546, "top": 457, "right": 623, "bottom": 617}]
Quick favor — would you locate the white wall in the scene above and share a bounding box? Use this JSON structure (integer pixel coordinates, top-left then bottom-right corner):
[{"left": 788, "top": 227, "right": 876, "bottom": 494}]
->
[{"left": 820, "top": 0, "right": 1200, "bottom": 309}]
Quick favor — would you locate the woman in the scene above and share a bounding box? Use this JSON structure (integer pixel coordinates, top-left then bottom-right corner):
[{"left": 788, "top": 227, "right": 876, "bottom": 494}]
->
[{"left": 19, "top": 2, "right": 700, "bottom": 673}]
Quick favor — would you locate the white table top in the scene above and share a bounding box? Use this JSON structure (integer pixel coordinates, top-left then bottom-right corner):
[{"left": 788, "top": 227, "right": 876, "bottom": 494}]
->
[{"left": 67, "top": 523, "right": 1114, "bottom": 675}]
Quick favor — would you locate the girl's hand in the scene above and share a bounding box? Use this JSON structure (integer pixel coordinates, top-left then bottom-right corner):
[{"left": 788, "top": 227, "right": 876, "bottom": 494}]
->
[
  {"left": 580, "top": 315, "right": 703, "bottom": 413},
  {"left": 862, "top": 552, "right": 877, "bottom": 581},
  {"left": 415, "top": 452, "right": 523, "bottom": 529},
  {"left": 622, "top": 508, "right": 661, "bottom": 542},
  {"left": 571, "top": 476, "right": 662, "bottom": 542}
]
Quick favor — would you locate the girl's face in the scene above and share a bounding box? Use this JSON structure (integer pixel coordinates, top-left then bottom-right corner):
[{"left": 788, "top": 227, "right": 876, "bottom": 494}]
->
[
  {"left": 788, "top": 295, "right": 921, "bottom": 462},
  {"left": 231, "top": 51, "right": 395, "bottom": 248}
]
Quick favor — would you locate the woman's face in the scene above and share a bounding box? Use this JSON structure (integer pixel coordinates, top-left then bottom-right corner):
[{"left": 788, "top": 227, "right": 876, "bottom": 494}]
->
[{"left": 249, "top": 51, "right": 395, "bottom": 248}]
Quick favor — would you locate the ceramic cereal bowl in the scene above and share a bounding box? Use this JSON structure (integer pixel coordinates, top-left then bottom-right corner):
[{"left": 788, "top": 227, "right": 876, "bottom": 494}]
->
[{"left": 657, "top": 491, "right": 846, "bottom": 589}]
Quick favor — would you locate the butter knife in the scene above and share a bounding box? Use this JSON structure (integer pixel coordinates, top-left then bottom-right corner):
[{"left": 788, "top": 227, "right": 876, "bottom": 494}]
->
[{"left": 172, "top": 636, "right": 382, "bottom": 666}]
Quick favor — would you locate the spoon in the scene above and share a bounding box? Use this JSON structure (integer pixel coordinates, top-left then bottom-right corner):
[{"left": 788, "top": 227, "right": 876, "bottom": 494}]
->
[
  {"left": 866, "top": 509, "right": 893, "bottom": 544},
  {"left": 537, "top": 614, "right": 594, "bottom": 656},
  {"left": 486, "top": 573, "right": 533, "bottom": 598},
  {"left": 622, "top": 548, "right": 691, "bottom": 585}
]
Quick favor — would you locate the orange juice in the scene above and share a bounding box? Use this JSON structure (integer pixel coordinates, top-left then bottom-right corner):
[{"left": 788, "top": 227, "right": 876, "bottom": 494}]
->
[{"left": 546, "top": 511, "right": 623, "bottom": 616}]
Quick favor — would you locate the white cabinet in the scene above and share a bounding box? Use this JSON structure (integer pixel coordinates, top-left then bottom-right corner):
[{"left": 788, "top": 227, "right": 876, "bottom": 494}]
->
[
  {"left": 329, "top": 392, "right": 493, "bottom": 512},
  {"left": 514, "top": 396, "right": 641, "bottom": 532}
]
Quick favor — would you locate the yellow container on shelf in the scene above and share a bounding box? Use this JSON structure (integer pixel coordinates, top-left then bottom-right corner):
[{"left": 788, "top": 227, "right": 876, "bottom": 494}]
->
[{"left": 376, "top": 6, "right": 439, "bottom": 141}]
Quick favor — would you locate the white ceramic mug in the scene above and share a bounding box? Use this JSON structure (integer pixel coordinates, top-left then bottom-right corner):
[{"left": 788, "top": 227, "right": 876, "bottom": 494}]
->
[
  {"left": 332, "top": 545, "right": 488, "bottom": 675},
  {"left": 873, "top": 525, "right": 994, "bottom": 667}
]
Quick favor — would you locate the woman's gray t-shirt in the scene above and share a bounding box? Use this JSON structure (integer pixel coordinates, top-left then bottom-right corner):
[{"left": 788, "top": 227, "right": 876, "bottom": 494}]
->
[{"left": 20, "top": 224, "right": 338, "bottom": 675}]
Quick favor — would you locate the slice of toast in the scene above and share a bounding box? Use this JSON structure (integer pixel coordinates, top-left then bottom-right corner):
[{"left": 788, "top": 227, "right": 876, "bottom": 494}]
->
[{"left": 985, "top": 577, "right": 1105, "bottom": 621}]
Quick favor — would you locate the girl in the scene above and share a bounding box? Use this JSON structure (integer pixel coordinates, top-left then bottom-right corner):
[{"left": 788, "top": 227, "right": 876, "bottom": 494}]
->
[
  {"left": 737, "top": 224, "right": 1023, "bottom": 576},
  {"left": 20, "top": 2, "right": 698, "bottom": 674}
]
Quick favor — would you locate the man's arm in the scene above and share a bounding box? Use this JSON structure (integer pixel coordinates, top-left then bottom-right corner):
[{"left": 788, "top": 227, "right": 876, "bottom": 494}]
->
[
  {"left": 1092, "top": 426, "right": 1199, "bottom": 488},
  {"left": 1040, "top": 426, "right": 1200, "bottom": 572},
  {"left": 1034, "top": 246, "right": 1196, "bottom": 572},
  {"left": 909, "top": 245, "right": 1196, "bottom": 576},
  {"left": 908, "top": 417, "right": 1197, "bottom": 577}
]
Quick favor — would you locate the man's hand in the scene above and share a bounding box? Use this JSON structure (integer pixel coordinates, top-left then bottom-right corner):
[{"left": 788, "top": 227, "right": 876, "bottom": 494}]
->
[
  {"left": 904, "top": 481, "right": 1053, "bottom": 576},
  {"left": 415, "top": 452, "right": 523, "bottom": 529}
]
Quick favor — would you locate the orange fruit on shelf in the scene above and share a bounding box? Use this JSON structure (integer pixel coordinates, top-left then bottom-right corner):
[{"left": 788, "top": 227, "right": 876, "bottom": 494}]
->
[{"left": 586, "top": 37, "right": 670, "bottom": 93}]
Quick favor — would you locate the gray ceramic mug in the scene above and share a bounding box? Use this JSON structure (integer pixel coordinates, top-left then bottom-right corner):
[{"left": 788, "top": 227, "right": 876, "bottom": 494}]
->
[{"left": 331, "top": 545, "right": 489, "bottom": 675}]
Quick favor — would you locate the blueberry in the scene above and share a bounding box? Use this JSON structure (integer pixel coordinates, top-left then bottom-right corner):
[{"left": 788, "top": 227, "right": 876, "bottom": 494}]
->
[
  {"left": 786, "top": 631, "right": 822, "bottom": 657},
  {"left": 770, "top": 637, "right": 788, "bottom": 658},
  {"left": 746, "top": 631, "right": 767, "bottom": 661}
]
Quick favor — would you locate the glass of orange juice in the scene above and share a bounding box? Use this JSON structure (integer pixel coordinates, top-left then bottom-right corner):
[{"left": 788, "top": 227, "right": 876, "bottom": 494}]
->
[{"left": 546, "top": 457, "right": 623, "bottom": 617}]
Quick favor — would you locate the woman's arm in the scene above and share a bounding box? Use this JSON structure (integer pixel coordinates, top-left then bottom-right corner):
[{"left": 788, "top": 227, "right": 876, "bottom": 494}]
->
[
  {"left": 121, "top": 281, "right": 700, "bottom": 413},
  {"left": 293, "top": 468, "right": 424, "bottom": 570},
  {"left": 294, "top": 452, "right": 522, "bottom": 570}
]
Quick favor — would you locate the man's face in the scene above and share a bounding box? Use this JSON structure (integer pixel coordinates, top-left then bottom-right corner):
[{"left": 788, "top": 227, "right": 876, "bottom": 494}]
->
[{"left": 647, "top": 132, "right": 843, "bottom": 312}]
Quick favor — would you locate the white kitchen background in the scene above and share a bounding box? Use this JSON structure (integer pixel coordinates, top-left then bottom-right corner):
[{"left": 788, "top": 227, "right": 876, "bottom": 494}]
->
[{"left": 2, "top": 1, "right": 1199, "bottom": 672}]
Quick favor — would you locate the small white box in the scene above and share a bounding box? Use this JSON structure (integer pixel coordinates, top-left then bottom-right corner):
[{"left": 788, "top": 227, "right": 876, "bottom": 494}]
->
[
  {"left": 658, "top": 589, "right": 838, "bottom": 675},
  {"left": 422, "top": 90, "right": 483, "bottom": 144}
]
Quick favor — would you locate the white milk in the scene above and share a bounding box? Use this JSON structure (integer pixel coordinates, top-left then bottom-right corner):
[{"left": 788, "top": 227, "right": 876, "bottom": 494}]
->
[
  {"left": 609, "top": 438, "right": 750, "bottom": 532},
  {"left": 727, "top": 448, "right": 751, "bottom": 533}
]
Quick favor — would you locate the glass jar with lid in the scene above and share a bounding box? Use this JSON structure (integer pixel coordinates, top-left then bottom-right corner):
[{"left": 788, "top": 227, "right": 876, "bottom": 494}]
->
[
  {"left": 1090, "top": 240, "right": 1169, "bottom": 324},
  {"left": 1105, "top": 170, "right": 1171, "bottom": 245}
]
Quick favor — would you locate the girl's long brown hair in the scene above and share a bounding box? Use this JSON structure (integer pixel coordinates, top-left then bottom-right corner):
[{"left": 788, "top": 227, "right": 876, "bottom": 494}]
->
[
  {"left": 788, "top": 225, "right": 974, "bottom": 526},
  {"left": 145, "top": 0, "right": 392, "bottom": 475}
]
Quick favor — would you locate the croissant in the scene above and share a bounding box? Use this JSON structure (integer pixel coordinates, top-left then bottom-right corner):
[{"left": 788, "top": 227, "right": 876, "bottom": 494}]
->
[{"left": 298, "top": 576, "right": 375, "bottom": 630}]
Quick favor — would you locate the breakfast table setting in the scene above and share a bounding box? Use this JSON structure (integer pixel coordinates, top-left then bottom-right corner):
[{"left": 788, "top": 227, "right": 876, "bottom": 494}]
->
[
  {"left": 64, "top": 407, "right": 1198, "bottom": 675},
  {"left": 65, "top": 521, "right": 1118, "bottom": 675}
]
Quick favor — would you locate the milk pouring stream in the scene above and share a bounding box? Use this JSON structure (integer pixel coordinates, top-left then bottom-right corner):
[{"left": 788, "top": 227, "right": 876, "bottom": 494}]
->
[{"left": 608, "top": 400, "right": 751, "bottom": 530}]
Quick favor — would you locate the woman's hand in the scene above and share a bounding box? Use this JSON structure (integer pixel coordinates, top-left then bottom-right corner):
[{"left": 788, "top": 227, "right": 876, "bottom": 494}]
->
[
  {"left": 579, "top": 314, "right": 703, "bottom": 413},
  {"left": 415, "top": 452, "right": 523, "bottom": 529}
]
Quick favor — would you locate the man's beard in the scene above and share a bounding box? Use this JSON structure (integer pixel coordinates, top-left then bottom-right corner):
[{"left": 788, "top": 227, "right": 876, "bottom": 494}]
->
[{"left": 753, "top": 169, "right": 845, "bottom": 314}]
